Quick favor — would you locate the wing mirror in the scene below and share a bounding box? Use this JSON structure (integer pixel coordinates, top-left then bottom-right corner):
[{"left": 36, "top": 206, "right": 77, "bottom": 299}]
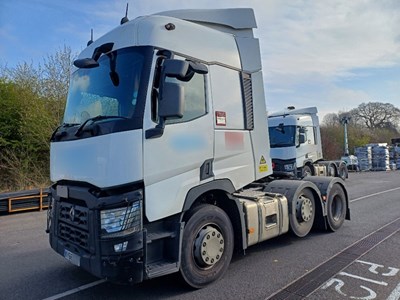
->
[
  {"left": 145, "top": 81, "right": 185, "bottom": 139},
  {"left": 299, "top": 133, "right": 306, "bottom": 144},
  {"left": 159, "top": 82, "right": 184, "bottom": 119},
  {"left": 162, "top": 59, "right": 190, "bottom": 78}
]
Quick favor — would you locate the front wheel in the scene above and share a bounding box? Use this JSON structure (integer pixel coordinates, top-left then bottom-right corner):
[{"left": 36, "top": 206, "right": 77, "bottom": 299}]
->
[
  {"left": 180, "top": 204, "right": 234, "bottom": 288},
  {"left": 326, "top": 184, "right": 347, "bottom": 231}
]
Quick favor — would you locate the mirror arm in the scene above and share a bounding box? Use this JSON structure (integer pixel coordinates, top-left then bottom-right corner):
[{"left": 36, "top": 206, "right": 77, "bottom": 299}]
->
[{"left": 145, "top": 118, "right": 165, "bottom": 139}]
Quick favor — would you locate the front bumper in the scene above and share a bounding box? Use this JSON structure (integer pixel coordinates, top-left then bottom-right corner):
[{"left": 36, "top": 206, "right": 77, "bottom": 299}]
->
[
  {"left": 272, "top": 158, "right": 297, "bottom": 178},
  {"left": 48, "top": 183, "right": 145, "bottom": 284}
]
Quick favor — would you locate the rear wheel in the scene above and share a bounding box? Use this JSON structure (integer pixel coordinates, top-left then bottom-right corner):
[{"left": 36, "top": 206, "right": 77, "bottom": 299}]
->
[
  {"left": 338, "top": 162, "right": 348, "bottom": 180},
  {"left": 290, "top": 188, "right": 315, "bottom": 237},
  {"left": 326, "top": 184, "right": 347, "bottom": 231},
  {"left": 180, "top": 204, "right": 234, "bottom": 288},
  {"left": 302, "top": 165, "right": 313, "bottom": 178},
  {"left": 328, "top": 163, "right": 337, "bottom": 177}
]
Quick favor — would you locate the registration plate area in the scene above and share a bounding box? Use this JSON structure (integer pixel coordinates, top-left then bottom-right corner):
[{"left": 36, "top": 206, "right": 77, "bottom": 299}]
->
[
  {"left": 63, "top": 249, "right": 81, "bottom": 267},
  {"left": 284, "top": 164, "right": 294, "bottom": 171}
]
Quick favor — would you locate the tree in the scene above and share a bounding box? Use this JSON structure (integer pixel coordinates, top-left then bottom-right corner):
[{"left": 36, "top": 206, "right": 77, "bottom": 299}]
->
[
  {"left": 322, "top": 113, "right": 340, "bottom": 127},
  {"left": 0, "top": 46, "right": 75, "bottom": 191},
  {"left": 320, "top": 103, "right": 400, "bottom": 159},
  {"left": 320, "top": 125, "right": 343, "bottom": 159},
  {"left": 0, "top": 79, "right": 23, "bottom": 147},
  {"left": 42, "top": 45, "right": 73, "bottom": 122},
  {"left": 350, "top": 102, "right": 400, "bottom": 129},
  {"left": 322, "top": 111, "right": 358, "bottom": 127}
]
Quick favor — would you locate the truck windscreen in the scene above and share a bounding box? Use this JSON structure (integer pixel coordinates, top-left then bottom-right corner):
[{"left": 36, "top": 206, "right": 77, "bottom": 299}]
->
[
  {"left": 269, "top": 125, "right": 296, "bottom": 148},
  {"left": 63, "top": 46, "right": 152, "bottom": 129}
]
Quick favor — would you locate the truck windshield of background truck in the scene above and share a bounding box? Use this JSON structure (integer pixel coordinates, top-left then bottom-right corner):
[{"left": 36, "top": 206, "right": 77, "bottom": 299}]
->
[
  {"left": 269, "top": 125, "right": 296, "bottom": 148},
  {"left": 63, "top": 46, "right": 152, "bottom": 130}
]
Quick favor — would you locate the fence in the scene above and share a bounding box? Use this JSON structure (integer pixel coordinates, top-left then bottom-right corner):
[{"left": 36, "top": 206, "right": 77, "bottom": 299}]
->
[{"left": 0, "top": 188, "right": 50, "bottom": 214}]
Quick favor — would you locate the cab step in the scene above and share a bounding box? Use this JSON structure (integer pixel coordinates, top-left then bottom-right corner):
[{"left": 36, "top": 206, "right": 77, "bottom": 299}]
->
[{"left": 146, "top": 261, "right": 179, "bottom": 278}]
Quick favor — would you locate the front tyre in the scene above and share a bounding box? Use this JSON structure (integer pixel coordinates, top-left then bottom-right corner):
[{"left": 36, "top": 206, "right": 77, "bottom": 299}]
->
[
  {"left": 180, "top": 204, "right": 234, "bottom": 289},
  {"left": 326, "top": 184, "right": 347, "bottom": 231}
]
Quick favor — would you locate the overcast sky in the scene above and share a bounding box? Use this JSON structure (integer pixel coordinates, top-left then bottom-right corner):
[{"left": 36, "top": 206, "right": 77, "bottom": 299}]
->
[{"left": 1, "top": 0, "right": 399, "bottom": 118}]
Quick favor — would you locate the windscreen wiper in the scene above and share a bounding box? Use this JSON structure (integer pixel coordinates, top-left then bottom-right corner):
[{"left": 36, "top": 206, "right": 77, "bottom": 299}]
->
[
  {"left": 272, "top": 143, "right": 292, "bottom": 147},
  {"left": 50, "top": 123, "right": 81, "bottom": 141},
  {"left": 75, "top": 115, "right": 128, "bottom": 137},
  {"left": 63, "top": 123, "right": 80, "bottom": 127}
]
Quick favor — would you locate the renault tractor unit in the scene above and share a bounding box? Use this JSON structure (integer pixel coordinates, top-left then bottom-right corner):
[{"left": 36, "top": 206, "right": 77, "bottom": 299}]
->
[
  {"left": 47, "top": 9, "right": 350, "bottom": 288},
  {"left": 268, "top": 107, "right": 348, "bottom": 180}
]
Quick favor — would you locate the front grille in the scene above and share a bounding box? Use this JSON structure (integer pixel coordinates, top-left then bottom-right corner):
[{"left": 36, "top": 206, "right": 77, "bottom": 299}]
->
[
  {"left": 59, "top": 202, "right": 88, "bottom": 230},
  {"left": 58, "top": 202, "right": 90, "bottom": 251},
  {"left": 59, "top": 223, "right": 89, "bottom": 250},
  {"left": 274, "top": 164, "right": 284, "bottom": 172}
]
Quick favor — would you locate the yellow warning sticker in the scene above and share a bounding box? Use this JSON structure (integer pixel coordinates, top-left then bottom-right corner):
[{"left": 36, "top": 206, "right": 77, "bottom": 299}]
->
[{"left": 259, "top": 155, "right": 268, "bottom": 172}]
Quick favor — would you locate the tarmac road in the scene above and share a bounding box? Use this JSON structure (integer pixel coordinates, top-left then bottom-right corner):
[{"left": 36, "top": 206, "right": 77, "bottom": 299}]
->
[{"left": 0, "top": 171, "right": 399, "bottom": 300}]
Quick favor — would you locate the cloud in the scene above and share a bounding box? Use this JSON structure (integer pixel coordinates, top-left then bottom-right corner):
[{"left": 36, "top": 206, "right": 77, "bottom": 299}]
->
[
  {"left": 264, "top": 68, "right": 371, "bottom": 112},
  {"left": 3, "top": 0, "right": 399, "bottom": 116},
  {"left": 88, "top": 0, "right": 400, "bottom": 116},
  {"left": 259, "top": 0, "right": 400, "bottom": 80},
  {"left": 67, "top": 0, "right": 400, "bottom": 82}
]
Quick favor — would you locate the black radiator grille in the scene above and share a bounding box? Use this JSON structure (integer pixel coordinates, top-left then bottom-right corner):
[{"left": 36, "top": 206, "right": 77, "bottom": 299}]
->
[
  {"left": 58, "top": 202, "right": 90, "bottom": 251},
  {"left": 59, "top": 223, "right": 89, "bottom": 251},
  {"left": 59, "top": 202, "right": 88, "bottom": 230}
]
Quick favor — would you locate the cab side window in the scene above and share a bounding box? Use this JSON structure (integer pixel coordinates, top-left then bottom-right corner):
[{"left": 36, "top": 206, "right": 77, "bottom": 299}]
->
[
  {"left": 298, "top": 126, "right": 316, "bottom": 145},
  {"left": 165, "top": 73, "right": 207, "bottom": 125}
]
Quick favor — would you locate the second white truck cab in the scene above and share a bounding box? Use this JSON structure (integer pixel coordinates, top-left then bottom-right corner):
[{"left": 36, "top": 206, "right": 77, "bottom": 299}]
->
[{"left": 268, "top": 107, "right": 347, "bottom": 179}]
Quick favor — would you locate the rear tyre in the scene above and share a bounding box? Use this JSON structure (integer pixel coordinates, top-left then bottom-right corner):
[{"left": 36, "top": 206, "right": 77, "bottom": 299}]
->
[
  {"left": 302, "top": 165, "right": 313, "bottom": 178},
  {"left": 338, "top": 162, "right": 348, "bottom": 180},
  {"left": 180, "top": 204, "right": 234, "bottom": 289},
  {"left": 328, "top": 162, "right": 337, "bottom": 177},
  {"left": 290, "top": 188, "right": 315, "bottom": 237},
  {"left": 326, "top": 184, "right": 347, "bottom": 231}
]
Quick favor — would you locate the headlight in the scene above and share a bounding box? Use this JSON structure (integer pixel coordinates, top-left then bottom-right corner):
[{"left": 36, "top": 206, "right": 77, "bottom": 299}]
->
[{"left": 100, "top": 201, "right": 141, "bottom": 237}]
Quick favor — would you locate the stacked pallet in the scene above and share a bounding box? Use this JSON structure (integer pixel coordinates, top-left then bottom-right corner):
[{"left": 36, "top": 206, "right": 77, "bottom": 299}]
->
[
  {"left": 355, "top": 146, "right": 372, "bottom": 171},
  {"left": 391, "top": 146, "right": 400, "bottom": 170},
  {"left": 355, "top": 143, "right": 393, "bottom": 171},
  {"left": 370, "top": 144, "right": 390, "bottom": 171}
]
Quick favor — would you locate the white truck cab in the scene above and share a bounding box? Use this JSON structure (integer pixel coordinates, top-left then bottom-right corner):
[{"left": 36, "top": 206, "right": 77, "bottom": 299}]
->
[
  {"left": 268, "top": 107, "right": 323, "bottom": 176},
  {"left": 47, "top": 9, "right": 349, "bottom": 288}
]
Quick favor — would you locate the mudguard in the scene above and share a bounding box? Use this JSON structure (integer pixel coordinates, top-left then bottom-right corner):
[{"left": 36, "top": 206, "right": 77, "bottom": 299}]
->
[
  {"left": 303, "top": 176, "right": 350, "bottom": 220},
  {"left": 263, "top": 179, "right": 327, "bottom": 231}
]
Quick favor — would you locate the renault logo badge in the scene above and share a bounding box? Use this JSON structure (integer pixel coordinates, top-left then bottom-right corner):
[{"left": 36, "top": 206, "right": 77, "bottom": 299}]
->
[{"left": 69, "top": 206, "right": 75, "bottom": 221}]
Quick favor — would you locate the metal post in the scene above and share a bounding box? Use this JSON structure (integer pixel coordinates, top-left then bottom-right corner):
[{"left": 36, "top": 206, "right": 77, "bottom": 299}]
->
[
  {"left": 39, "top": 188, "right": 43, "bottom": 211},
  {"left": 341, "top": 116, "right": 350, "bottom": 156}
]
